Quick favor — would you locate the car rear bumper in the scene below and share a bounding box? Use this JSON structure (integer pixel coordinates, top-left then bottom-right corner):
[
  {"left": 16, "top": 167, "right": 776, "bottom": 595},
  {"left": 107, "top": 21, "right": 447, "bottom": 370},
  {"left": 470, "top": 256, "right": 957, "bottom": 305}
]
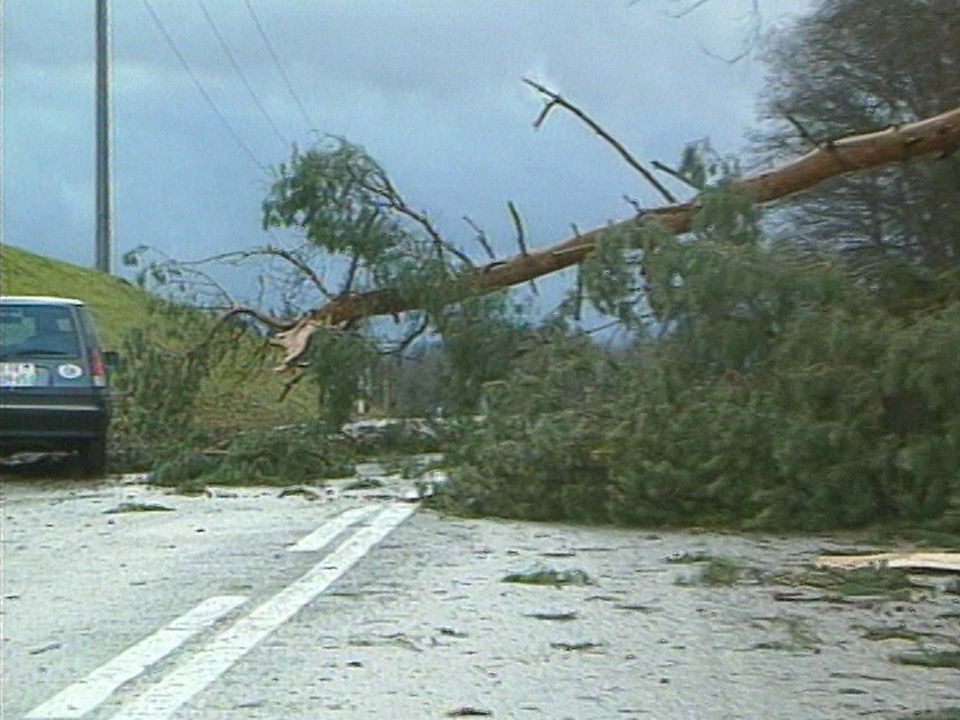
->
[{"left": 0, "top": 394, "right": 110, "bottom": 452}]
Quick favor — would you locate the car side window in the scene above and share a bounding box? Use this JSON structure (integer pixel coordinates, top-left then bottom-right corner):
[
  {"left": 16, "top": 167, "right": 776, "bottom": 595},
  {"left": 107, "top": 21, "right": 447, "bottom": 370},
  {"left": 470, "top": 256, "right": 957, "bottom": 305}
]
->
[{"left": 77, "top": 307, "right": 104, "bottom": 349}]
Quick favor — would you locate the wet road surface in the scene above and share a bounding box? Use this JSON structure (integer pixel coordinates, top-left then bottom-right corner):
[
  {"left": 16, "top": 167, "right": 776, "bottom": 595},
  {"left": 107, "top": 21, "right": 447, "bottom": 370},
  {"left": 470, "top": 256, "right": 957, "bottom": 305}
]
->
[{"left": 2, "top": 472, "right": 959, "bottom": 719}]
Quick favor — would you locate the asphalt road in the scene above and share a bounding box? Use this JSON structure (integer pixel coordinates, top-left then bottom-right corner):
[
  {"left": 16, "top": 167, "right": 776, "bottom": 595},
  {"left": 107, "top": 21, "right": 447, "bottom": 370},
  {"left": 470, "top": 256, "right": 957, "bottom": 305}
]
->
[
  {"left": 2, "top": 472, "right": 959, "bottom": 720},
  {"left": 2, "top": 474, "right": 390, "bottom": 719}
]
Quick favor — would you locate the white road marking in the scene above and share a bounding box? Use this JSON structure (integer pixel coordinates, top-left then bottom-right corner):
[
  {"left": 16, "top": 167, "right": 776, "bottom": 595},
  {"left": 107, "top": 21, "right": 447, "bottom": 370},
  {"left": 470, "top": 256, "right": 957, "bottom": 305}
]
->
[
  {"left": 26, "top": 596, "right": 247, "bottom": 720},
  {"left": 111, "top": 502, "right": 418, "bottom": 720},
  {"left": 288, "top": 504, "right": 379, "bottom": 552}
]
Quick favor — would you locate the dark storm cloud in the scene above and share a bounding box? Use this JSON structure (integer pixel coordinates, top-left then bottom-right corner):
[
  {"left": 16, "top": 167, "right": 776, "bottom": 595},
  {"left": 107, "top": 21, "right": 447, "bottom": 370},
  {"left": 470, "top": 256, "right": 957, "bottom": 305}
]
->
[{"left": 1, "top": 0, "right": 812, "bottom": 302}]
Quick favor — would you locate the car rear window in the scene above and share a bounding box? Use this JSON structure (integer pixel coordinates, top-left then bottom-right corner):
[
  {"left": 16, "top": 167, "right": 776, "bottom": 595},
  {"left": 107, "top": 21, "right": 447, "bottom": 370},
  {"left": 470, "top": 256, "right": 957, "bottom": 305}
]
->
[{"left": 0, "top": 304, "right": 81, "bottom": 358}]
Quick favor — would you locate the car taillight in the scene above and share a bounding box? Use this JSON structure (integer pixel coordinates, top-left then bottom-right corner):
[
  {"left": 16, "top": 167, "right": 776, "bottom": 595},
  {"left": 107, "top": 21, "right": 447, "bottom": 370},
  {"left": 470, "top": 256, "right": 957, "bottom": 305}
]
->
[{"left": 89, "top": 347, "right": 107, "bottom": 387}]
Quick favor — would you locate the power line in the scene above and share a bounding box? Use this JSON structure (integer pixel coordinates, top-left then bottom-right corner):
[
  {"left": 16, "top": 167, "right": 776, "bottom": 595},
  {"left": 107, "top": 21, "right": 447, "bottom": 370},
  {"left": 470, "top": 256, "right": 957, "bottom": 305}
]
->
[
  {"left": 241, "top": 0, "right": 317, "bottom": 135},
  {"left": 195, "top": 0, "right": 288, "bottom": 149},
  {"left": 140, "top": 0, "right": 268, "bottom": 172}
]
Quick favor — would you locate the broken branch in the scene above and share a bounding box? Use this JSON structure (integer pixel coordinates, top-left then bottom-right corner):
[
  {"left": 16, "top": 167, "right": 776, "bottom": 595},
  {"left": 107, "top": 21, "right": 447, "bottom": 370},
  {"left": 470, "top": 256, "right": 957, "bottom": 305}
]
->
[
  {"left": 523, "top": 77, "right": 678, "bottom": 205},
  {"left": 464, "top": 215, "right": 497, "bottom": 261},
  {"left": 652, "top": 160, "right": 701, "bottom": 191},
  {"left": 370, "top": 173, "right": 475, "bottom": 268},
  {"left": 507, "top": 201, "right": 537, "bottom": 295},
  {"left": 262, "top": 245, "right": 334, "bottom": 299},
  {"left": 268, "top": 105, "right": 960, "bottom": 372}
]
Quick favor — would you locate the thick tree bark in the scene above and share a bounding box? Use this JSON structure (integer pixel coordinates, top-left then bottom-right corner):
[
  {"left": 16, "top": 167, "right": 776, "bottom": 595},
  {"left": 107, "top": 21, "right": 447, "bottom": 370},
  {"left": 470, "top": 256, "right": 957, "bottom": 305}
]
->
[{"left": 272, "top": 105, "right": 960, "bottom": 370}]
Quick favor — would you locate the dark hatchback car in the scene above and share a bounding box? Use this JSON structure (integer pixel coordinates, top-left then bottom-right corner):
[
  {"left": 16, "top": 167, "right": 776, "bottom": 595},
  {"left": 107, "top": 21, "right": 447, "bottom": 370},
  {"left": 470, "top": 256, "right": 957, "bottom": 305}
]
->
[{"left": 0, "top": 296, "right": 112, "bottom": 476}]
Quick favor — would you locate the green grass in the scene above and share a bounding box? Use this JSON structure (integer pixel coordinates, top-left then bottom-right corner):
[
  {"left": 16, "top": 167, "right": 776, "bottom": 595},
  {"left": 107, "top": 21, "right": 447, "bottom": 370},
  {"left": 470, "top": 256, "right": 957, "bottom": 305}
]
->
[
  {"left": 1, "top": 244, "right": 317, "bottom": 435},
  {"left": 1, "top": 244, "right": 152, "bottom": 349}
]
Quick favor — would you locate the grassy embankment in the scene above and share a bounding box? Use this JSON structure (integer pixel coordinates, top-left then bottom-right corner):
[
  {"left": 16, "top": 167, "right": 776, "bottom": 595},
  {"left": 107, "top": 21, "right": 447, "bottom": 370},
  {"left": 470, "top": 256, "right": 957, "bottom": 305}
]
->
[{"left": 0, "top": 244, "right": 316, "bottom": 434}]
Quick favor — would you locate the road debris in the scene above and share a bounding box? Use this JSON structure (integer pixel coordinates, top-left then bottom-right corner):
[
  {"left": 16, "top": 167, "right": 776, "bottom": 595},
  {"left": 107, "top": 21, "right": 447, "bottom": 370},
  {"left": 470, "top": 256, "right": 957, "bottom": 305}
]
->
[
  {"left": 103, "top": 502, "right": 174, "bottom": 514},
  {"left": 817, "top": 552, "right": 960, "bottom": 573},
  {"left": 341, "top": 477, "right": 386, "bottom": 491},
  {"left": 890, "top": 650, "right": 960, "bottom": 669},
  {"left": 202, "top": 487, "right": 239, "bottom": 499},
  {"left": 277, "top": 485, "right": 326, "bottom": 501},
  {"left": 447, "top": 706, "right": 493, "bottom": 717},
  {"left": 525, "top": 610, "right": 578, "bottom": 621},
  {"left": 437, "top": 627, "right": 469, "bottom": 638},
  {"left": 502, "top": 565, "right": 593, "bottom": 586},
  {"left": 550, "top": 641, "right": 604, "bottom": 652},
  {"left": 29, "top": 642, "right": 62, "bottom": 655}
]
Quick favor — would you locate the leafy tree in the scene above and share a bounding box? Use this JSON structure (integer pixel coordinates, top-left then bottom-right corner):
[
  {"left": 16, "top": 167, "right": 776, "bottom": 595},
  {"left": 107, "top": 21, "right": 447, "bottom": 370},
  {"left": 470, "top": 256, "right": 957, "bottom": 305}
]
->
[
  {"left": 255, "top": 102, "right": 957, "bottom": 374},
  {"left": 110, "top": 298, "right": 243, "bottom": 465},
  {"left": 439, "top": 190, "right": 960, "bottom": 530},
  {"left": 122, "top": 17, "right": 959, "bottom": 525},
  {"left": 128, "top": 92, "right": 958, "bottom": 391},
  {"left": 110, "top": 3, "right": 960, "bottom": 533},
  {"left": 433, "top": 294, "right": 531, "bottom": 414},
  {"left": 262, "top": 137, "right": 466, "bottom": 301},
  {"left": 756, "top": 0, "right": 960, "bottom": 273}
]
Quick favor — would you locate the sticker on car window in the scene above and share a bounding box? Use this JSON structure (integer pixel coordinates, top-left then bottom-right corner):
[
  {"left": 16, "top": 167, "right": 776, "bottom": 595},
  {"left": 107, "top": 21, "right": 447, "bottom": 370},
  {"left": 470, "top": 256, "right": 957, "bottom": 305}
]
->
[
  {"left": 0, "top": 362, "right": 38, "bottom": 387},
  {"left": 58, "top": 363, "right": 84, "bottom": 380}
]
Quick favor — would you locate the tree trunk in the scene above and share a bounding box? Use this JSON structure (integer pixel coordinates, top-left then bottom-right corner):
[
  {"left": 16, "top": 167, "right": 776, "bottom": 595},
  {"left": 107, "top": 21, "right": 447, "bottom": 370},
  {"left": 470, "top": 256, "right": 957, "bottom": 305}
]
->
[{"left": 272, "top": 105, "right": 960, "bottom": 370}]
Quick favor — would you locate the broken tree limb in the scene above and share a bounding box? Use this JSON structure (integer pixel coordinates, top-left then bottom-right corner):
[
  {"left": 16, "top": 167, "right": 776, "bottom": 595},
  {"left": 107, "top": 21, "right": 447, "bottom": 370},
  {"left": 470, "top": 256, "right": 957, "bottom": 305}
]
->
[
  {"left": 523, "top": 77, "right": 679, "bottom": 205},
  {"left": 817, "top": 552, "right": 960, "bottom": 573},
  {"left": 269, "top": 105, "right": 960, "bottom": 371},
  {"left": 464, "top": 215, "right": 497, "bottom": 261}
]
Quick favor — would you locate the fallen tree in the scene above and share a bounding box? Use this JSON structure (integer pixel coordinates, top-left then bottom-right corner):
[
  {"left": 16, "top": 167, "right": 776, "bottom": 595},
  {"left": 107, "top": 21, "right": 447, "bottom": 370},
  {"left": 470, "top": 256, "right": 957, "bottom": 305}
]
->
[
  {"left": 264, "top": 103, "right": 960, "bottom": 372},
  {"left": 130, "top": 93, "right": 960, "bottom": 531}
]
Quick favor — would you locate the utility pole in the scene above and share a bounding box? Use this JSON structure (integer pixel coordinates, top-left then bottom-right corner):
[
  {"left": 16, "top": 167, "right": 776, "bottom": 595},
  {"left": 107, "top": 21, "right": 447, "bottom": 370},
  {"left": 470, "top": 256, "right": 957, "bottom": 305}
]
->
[{"left": 95, "top": 0, "right": 111, "bottom": 273}]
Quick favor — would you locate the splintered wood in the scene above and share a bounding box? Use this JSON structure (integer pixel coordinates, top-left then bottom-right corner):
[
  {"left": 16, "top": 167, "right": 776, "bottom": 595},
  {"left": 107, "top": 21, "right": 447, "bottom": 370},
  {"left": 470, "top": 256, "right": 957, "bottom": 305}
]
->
[{"left": 816, "top": 552, "right": 960, "bottom": 573}]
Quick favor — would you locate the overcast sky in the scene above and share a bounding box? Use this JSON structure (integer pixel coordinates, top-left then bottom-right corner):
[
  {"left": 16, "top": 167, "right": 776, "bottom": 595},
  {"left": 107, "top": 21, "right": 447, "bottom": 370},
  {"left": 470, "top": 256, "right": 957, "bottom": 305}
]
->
[{"left": 2, "top": 0, "right": 813, "bottom": 307}]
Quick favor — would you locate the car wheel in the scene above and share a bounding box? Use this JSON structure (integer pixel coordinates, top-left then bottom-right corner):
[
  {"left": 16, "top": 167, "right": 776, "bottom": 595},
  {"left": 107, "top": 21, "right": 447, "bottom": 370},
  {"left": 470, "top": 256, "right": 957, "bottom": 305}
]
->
[{"left": 79, "top": 436, "right": 108, "bottom": 477}]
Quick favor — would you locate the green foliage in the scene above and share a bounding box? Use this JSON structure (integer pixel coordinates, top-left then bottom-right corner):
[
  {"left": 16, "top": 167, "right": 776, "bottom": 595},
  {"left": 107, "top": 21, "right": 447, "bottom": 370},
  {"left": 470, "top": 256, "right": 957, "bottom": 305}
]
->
[
  {"left": 110, "top": 299, "right": 242, "bottom": 465},
  {"left": 448, "top": 295, "right": 960, "bottom": 530},
  {"left": 104, "top": 501, "right": 174, "bottom": 514},
  {"left": 306, "top": 329, "right": 380, "bottom": 426},
  {"left": 757, "top": 0, "right": 960, "bottom": 270},
  {"left": 148, "top": 452, "right": 218, "bottom": 491},
  {"left": 751, "top": 305, "right": 960, "bottom": 529},
  {"left": 779, "top": 565, "right": 923, "bottom": 599},
  {"left": 389, "top": 295, "right": 534, "bottom": 418},
  {"left": 437, "top": 331, "right": 614, "bottom": 523},
  {"left": 501, "top": 566, "right": 593, "bottom": 586},
  {"left": 263, "top": 139, "right": 405, "bottom": 273},
  {"left": 890, "top": 651, "right": 960, "bottom": 670},
  {"left": 434, "top": 293, "right": 530, "bottom": 414},
  {"left": 149, "top": 423, "right": 355, "bottom": 491},
  {"left": 262, "top": 137, "right": 463, "bottom": 299},
  {"left": 675, "top": 556, "right": 746, "bottom": 586},
  {"left": 437, "top": 179, "right": 960, "bottom": 531},
  {"left": 439, "top": 412, "right": 612, "bottom": 523},
  {"left": 261, "top": 137, "right": 489, "bottom": 420},
  {"left": 579, "top": 222, "right": 658, "bottom": 327}
]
